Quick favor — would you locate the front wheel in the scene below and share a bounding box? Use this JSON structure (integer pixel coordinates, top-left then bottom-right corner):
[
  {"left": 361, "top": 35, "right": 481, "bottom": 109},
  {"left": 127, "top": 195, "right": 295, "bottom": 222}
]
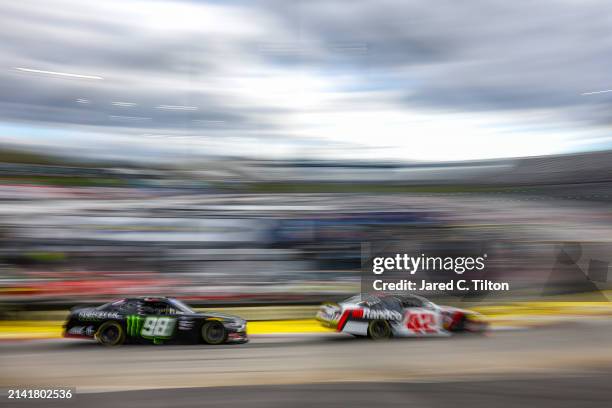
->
[
  {"left": 201, "top": 321, "right": 227, "bottom": 345},
  {"left": 368, "top": 319, "right": 391, "bottom": 340},
  {"left": 95, "top": 321, "right": 125, "bottom": 346}
]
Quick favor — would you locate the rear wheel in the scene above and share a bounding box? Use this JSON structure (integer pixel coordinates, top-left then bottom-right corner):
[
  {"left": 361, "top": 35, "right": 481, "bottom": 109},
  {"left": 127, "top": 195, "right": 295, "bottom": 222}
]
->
[
  {"left": 201, "top": 321, "right": 227, "bottom": 345},
  {"left": 368, "top": 319, "right": 391, "bottom": 340},
  {"left": 95, "top": 321, "right": 125, "bottom": 346}
]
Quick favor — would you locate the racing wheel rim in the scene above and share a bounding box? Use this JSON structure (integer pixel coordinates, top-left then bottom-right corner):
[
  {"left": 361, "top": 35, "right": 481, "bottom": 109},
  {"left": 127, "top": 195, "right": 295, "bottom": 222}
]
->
[
  {"left": 368, "top": 320, "right": 391, "bottom": 340},
  {"left": 202, "top": 321, "right": 226, "bottom": 345},
  {"left": 96, "top": 321, "right": 125, "bottom": 346}
]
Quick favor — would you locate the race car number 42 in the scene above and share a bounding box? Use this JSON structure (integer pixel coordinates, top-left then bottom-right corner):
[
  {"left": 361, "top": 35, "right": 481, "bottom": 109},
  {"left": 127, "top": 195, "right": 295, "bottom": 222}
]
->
[{"left": 406, "top": 312, "right": 437, "bottom": 333}]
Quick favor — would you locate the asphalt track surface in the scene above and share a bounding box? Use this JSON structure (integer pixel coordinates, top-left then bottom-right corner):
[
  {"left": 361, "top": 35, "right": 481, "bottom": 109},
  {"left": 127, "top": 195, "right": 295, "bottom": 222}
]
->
[
  {"left": 2, "top": 320, "right": 612, "bottom": 407},
  {"left": 2, "top": 377, "right": 611, "bottom": 408}
]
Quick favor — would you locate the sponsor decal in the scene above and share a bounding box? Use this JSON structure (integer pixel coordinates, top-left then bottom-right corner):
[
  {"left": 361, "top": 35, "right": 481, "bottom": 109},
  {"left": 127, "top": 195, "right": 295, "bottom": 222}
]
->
[
  {"left": 178, "top": 319, "right": 194, "bottom": 331},
  {"left": 67, "top": 325, "right": 95, "bottom": 336},
  {"left": 126, "top": 315, "right": 144, "bottom": 337},
  {"left": 77, "top": 310, "right": 121, "bottom": 321},
  {"left": 362, "top": 308, "right": 402, "bottom": 321}
]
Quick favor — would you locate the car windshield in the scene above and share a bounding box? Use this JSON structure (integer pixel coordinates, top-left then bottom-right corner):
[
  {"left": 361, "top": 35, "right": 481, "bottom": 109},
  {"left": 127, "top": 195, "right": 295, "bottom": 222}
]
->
[
  {"left": 380, "top": 296, "right": 403, "bottom": 311},
  {"left": 96, "top": 299, "right": 125, "bottom": 310},
  {"left": 168, "top": 298, "right": 196, "bottom": 314},
  {"left": 343, "top": 294, "right": 380, "bottom": 306}
]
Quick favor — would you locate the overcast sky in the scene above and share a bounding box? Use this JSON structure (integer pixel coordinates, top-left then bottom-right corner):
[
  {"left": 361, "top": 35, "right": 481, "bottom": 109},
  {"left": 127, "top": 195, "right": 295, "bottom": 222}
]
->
[{"left": 1, "top": 0, "right": 612, "bottom": 163}]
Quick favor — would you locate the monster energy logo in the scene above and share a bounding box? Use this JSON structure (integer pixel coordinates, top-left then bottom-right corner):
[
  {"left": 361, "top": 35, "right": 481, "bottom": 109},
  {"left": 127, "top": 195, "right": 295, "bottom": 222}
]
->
[{"left": 126, "top": 315, "right": 144, "bottom": 336}]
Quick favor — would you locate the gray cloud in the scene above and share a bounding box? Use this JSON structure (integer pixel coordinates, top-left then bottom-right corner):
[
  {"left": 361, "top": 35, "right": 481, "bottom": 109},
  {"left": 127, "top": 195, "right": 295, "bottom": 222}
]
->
[
  {"left": 1, "top": 0, "right": 612, "bottom": 161},
  {"left": 260, "top": 0, "right": 612, "bottom": 116},
  {"left": 0, "top": 1, "right": 290, "bottom": 136}
]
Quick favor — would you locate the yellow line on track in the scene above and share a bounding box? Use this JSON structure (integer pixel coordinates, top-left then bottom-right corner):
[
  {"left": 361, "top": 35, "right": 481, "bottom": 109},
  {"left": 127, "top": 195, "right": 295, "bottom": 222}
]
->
[
  {"left": 0, "top": 319, "right": 335, "bottom": 340},
  {"left": 2, "top": 301, "right": 612, "bottom": 340},
  {"left": 248, "top": 319, "right": 334, "bottom": 335}
]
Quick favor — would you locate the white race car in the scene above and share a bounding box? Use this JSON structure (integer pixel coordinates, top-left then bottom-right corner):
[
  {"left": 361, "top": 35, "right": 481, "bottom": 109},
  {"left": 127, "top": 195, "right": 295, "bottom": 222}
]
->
[{"left": 316, "top": 293, "right": 487, "bottom": 339}]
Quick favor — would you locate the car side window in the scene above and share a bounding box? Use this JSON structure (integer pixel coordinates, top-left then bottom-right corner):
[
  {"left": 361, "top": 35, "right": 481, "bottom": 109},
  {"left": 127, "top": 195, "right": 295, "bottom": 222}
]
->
[
  {"left": 400, "top": 297, "right": 423, "bottom": 308},
  {"left": 141, "top": 302, "right": 159, "bottom": 315},
  {"left": 141, "top": 301, "right": 177, "bottom": 316},
  {"left": 118, "top": 300, "right": 140, "bottom": 313},
  {"left": 381, "top": 297, "right": 403, "bottom": 312}
]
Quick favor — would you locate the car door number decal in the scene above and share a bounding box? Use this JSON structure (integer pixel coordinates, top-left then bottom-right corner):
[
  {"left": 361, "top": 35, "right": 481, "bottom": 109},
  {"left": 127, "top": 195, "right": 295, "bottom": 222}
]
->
[
  {"left": 131, "top": 316, "right": 176, "bottom": 338},
  {"left": 406, "top": 312, "right": 437, "bottom": 334},
  {"left": 127, "top": 315, "right": 176, "bottom": 339},
  {"left": 141, "top": 317, "right": 176, "bottom": 338}
]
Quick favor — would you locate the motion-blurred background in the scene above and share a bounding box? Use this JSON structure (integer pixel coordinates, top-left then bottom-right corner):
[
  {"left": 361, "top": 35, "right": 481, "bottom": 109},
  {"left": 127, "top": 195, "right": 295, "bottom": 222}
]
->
[
  {"left": 4, "top": 2, "right": 612, "bottom": 407},
  {"left": 1, "top": 0, "right": 612, "bottom": 314}
]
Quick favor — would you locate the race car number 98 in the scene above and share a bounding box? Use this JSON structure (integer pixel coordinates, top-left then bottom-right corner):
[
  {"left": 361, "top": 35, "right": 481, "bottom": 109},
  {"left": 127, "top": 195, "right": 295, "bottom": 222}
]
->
[{"left": 142, "top": 317, "right": 176, "bottom": 337}]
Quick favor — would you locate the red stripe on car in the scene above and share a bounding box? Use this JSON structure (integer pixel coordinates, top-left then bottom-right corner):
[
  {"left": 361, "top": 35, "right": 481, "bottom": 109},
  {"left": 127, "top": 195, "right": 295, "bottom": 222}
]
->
[{"left": 337, "top": 309, "right": 364, "bottom": 331}]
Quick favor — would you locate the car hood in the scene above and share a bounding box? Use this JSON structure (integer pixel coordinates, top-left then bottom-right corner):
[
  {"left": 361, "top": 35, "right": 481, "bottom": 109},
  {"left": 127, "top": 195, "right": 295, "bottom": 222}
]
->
[
  {"left": 438, "top": 305, "right": 479, "bottom": 315},
  {"left": 191, "top": 311, "right": 245, "bottom": 323}
]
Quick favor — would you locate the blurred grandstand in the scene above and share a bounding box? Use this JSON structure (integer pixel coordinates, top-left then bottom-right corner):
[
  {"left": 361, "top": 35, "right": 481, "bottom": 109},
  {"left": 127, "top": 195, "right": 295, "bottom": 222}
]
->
[{"left": 1, "top": 147, "right": 612, "bottom": 312}]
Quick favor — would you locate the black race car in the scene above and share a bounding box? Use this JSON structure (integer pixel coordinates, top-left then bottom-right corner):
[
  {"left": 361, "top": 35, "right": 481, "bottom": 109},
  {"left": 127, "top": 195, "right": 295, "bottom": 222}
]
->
[{"left": 63, "top": 297, "right": 247, "bottom": 346}]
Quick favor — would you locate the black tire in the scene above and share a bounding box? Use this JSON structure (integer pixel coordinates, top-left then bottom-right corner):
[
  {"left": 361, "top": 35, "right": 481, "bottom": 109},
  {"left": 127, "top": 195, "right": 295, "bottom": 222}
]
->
[
  {"left": 95, "top": 321, "right": 125, "bottom": 346},
  {"left": 201, "top": 321, "right": 227, "bottom": 345},
  {"left": 368, "top": 319, "right": 391, "bottom": 340}
]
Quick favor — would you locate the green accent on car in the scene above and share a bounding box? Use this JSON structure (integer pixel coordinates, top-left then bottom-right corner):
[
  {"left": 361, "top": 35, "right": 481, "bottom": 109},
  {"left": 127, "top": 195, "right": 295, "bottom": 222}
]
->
[{"left": 126, "top": 315, "right": 143, "bottom": 337}]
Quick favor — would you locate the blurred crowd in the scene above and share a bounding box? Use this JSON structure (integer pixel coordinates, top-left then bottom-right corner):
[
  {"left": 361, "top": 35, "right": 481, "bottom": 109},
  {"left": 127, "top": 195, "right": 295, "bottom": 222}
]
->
[{"left": 1, "top": 150, "right": 612, "bottom": 311}]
